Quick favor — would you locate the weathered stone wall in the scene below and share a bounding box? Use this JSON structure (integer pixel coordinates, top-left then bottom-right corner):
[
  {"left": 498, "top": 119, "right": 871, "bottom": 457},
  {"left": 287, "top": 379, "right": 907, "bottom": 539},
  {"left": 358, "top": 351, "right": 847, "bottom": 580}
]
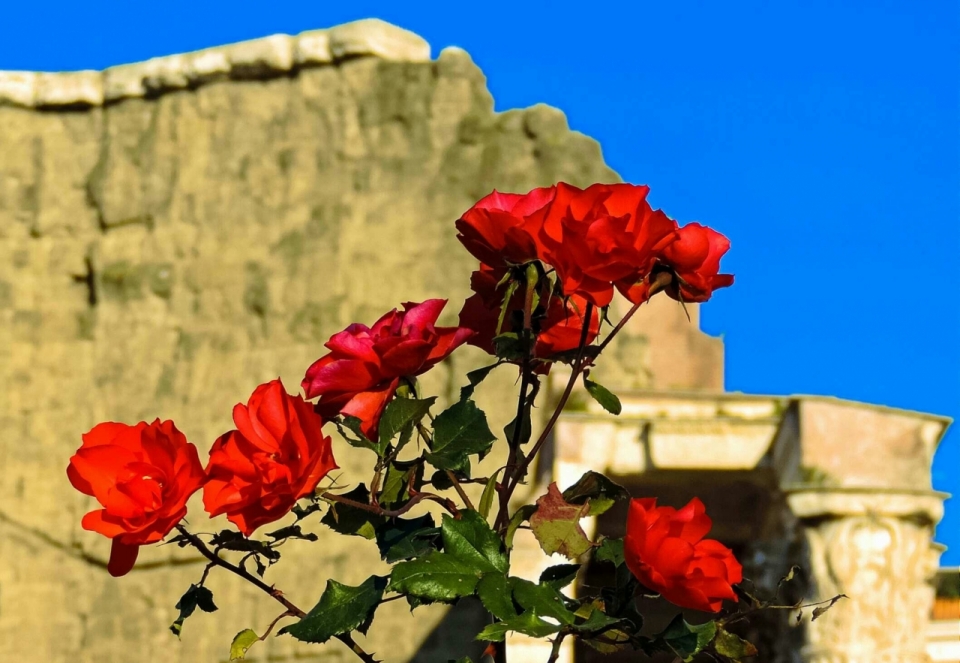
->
[{"left": 0, "top": 20, "right": 723, "bottom": 662}]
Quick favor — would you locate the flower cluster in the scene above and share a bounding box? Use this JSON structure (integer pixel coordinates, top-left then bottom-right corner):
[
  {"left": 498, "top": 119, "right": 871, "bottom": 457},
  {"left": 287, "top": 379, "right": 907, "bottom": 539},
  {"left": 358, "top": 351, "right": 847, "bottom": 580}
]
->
[
  {"left": 68, "top": 379, "right": 337, "bottom": 575},
  {"left": 67, "top": 180, "right": 743, "bottom": 647},
  {"left": 455, "top": 183, "right": 733, "bottom": 365}
]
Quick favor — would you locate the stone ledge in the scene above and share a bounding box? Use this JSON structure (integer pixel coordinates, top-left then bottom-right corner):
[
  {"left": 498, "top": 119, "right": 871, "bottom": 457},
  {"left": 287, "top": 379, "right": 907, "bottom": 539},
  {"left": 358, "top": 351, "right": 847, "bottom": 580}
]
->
[{"left": 0, "top": 18, "right": 432, "bottom": 109}]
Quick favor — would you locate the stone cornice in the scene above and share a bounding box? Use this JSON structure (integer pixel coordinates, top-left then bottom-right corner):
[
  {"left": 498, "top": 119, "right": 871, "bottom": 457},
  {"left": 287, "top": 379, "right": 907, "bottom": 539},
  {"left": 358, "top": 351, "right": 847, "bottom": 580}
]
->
[{"left": 0, "top": 18, "right": 431, "bottom": 109}]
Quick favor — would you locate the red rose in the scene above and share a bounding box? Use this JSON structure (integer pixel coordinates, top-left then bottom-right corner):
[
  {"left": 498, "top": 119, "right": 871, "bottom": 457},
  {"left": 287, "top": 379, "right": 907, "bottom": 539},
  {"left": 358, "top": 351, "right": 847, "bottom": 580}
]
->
[
  {"left": 657, "top": 223, "right": 734, "bottom": 302},
  {"left": 203, "top": 379, "right": 337, "bottom": 536},
  {"left": 536, "top": 183, "right": 678, "bottom": 307},
  {"left": 624, "top": 497, "right": 742, "bottom": 612},
  {"left": 67, "top": 420, "right": 206, "bottom": 577},
  {"left": 458, "top": 265, "right": 599, "bottom": 362},
  {"left": 302, "top": 299, "right": 473, "bottom": 438},
  {"left": 455, "top": 187, "right": 555, "bottom": 267}
]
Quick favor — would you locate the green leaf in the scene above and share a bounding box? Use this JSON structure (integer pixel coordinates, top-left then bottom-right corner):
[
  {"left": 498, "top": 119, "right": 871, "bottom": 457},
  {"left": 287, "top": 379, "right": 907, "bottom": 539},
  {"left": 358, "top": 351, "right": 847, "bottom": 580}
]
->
[
  {"left": 321, "top": 485, "right": 386, "bottom": 539},
  {"left": 539, "top": 564, "right": 580, "bottom": 591},
  {"left": 337, "top": 415, "right": 377, "bottom": 452},
  {"left": 476, "top": 611, "right": 562, "bottom": 642},
  {"left": 478, "top": 470, "right": 501, "bottom": 520},
  {"left": 495, "top": 280, "right": 519, "bottom": 337},
  {"left": 388, "top": 550, "right": 483, "bottom": 602},
  {"left": 426, "top": 399, "right": 496, "bottom": 471},
  {"left": 378, "top": 396, "right": 436, "bottom": 455},
  {"left": 581, "top": 628, "right": 633, "bottom": 654},
  {"left": 659, "top": 615, "right": 717, "bottom": 661},
  {"left": 379, "top": 459, "right": 423, "bottom": 508},
  {"left": 510, "top": 578, "right": 576, "bottom": 626},
  {"left": 170, "top": 584, "right": 218, "bottom": 638},
  {"left": 441, "top": 510, "right": 508, "bottom": 573},
  {"left": 505, "top": 504, "right": 537, "bottom": 549},
  {"left": 583, "top": 377, "right": 622, "bottom": 415},
  {"left": 562, "top": 471, "right": 628, "bottom": 517},
  {"left": 375, "top": 514, "right": 440, "bottom": 563},
  {"left": 503, "top": 404, "right": 532, "bottom": 447},
  {"left": 476, "top": 573, "right": 518, "bottom": 621},
  {"left": 595, "top": 538, "right": 625, "bottom": 567},
  {"left": 714, "top": 627, "right": 759, "bottom": 660},
  {"left": 575, "top": 606, "right": 624, "bottom": 635},
  {"left": 229, "top": 629, "right": 260, "bottom": 660},
  {"left": 460, "top": 363, "right": 499, "bottom": 401},
  {"left": 265, "top": 524, "right": 318, "bottom": 542},
  {"left": 281, "top": 576, "right": 388, "bottom": 643},
  {"left": 529, "top": 483, "right": 594, "bottom": 560}
]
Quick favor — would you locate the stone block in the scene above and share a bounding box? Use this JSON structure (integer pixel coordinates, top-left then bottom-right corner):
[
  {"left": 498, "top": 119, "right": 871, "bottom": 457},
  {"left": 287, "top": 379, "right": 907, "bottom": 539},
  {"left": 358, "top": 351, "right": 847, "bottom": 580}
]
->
[
  {"left": 0, "top": 71, "right": 36, "bottom": 107},
  {"left": 35, "top": 71, "right": 103, "bottom": 107},
  {"left": 328, "top": 18, "right": 431, "bottom": 62}
]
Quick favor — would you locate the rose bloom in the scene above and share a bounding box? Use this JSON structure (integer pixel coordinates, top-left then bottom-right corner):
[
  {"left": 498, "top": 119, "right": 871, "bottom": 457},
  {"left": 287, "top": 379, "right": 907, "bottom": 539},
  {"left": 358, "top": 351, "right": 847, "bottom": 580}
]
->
[
  {"left": 657, "top": 223, "right": 734, "bottom": 302},
  {"left": 302, "top": 299, "right": 472, "bottom": 438},
  {"left": 67, "top": 419, "right": 206, "bottom": 577},
  {"left": 624, "top": 497, "right": 742, "bottom": 612},
  {"left": 458, "top": 265, "right": 599, "bottom": 362},
  {"left": 536, "top": 183, "right": 679, "bottom": 307},
  {"left": 203, "top": 379, "right": 337, "bottom": 536},
  {"left": 455, "top": 187, "right": 555, "bottom": 267}
]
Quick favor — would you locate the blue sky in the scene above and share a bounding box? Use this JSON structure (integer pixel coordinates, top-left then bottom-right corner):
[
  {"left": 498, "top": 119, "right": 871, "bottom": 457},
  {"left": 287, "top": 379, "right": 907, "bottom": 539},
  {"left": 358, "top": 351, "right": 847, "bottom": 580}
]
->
[{"left": 3, "top": 1, "right": 957, "bottom": 561}]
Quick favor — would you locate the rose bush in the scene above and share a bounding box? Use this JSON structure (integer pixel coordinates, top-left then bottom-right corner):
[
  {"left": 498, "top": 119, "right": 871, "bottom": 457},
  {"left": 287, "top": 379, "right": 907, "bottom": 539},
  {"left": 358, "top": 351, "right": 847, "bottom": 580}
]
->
[
  {"left": 624, "top": 496, "right": 743, "bottom": 612},
  {"left": 67, "top": 419, "right": 205, "bottom": 576},
  {"left": 65, "top": 182, "right": 819, "bottom": 663},
  {"left": 203, "top": 379, "right": 338, "bottom": 536},
  {"left": 301, "top": 299, "right": 472, "bottom": 438}
]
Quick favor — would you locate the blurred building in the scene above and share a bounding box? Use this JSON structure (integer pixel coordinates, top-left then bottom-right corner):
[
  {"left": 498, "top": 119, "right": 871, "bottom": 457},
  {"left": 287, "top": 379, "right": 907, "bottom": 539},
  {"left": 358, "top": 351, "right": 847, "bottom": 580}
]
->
[{"left": 0, "top": 19, "right": 952, "bottom": 663}]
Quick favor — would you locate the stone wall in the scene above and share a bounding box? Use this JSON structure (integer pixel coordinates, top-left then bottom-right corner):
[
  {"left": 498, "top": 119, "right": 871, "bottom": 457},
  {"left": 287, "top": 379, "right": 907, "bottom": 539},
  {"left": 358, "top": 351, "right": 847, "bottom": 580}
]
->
[{"left": 0, "top": 20, "right": 724, "bottom": 663}]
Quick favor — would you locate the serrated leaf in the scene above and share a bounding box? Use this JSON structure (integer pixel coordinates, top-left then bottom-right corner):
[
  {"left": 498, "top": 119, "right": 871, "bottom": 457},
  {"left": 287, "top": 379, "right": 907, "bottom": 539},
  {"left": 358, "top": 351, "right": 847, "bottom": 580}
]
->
[
  {"left": 660, "top": 615, "right": 717, "bottom": 661},
  {"left": 575, "top": 607, "right": 623, "bottom": 635},
  {"left": 476, "top": 573, "right": 518, "bottom": 621},
  {"left": 230, "top": 629, "right": 259, "bottom": 660},
  {"left": 388, "top": 550, "right": 483, "bottom": 602},
  {"left": 714, "top": 627, "right": 759, "bottom": 659},
  {"left": 583, "top": 377, "right": 622, "bottom": 415},
  {"left": 460, "top": 363, "right": 499, "bottom": 401},
  {"left": 378, "top": 396, "right": 436, "bottom": 454},
  {"left": 595, "top": 538, "right": 625, "bottom": 567},
  {"left": 539, "top": 564, "right": 580, "bottom": 591},
  {"left": 476, "top": 611, "right": 562, "bottom": 642},
  {"left": 510, "top": 578, "right": 576, "bottom": 625},
  {"left": 321, "top": 485, "right": 385, "bottom": 539},
  {"left": 426, "top": 399, "right": 497, "bottom": 471},
  {"left": 170, "top": 584, "right": 218, "bottom": 638},
  {"left": 337, "top": 415, "right": 377, "bottom": 452},
  {"left": 280, "top": 576, "right": 387, "bottom": 643},
  {"left": 441, "top": 511, "right": 508, "bottom": 573},
  {"left": 375, "top": 513, "right": 439, "bottom": 563},
  {"left": 478, "top": 471, "right": 501, "bottom": 520},
  {"left": 529, "top": 483, "right": 593, "bottom": 560},
  {"left": 562, "top": 471, "right": 628, "bottom": 517}
]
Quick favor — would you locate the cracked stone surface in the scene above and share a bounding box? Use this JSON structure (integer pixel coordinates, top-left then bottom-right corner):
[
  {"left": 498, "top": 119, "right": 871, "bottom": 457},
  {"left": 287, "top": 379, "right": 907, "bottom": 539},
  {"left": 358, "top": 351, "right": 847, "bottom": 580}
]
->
[{"left": 0, "top": 21, "right": 724, "bottom": 663}]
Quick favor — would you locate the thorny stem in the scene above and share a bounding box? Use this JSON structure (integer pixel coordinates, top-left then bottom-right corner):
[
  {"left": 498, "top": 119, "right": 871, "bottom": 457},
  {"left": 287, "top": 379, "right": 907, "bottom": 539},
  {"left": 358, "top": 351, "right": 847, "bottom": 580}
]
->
[
  {"left": 322, "top": 489, "right": 458, "bottom": 519},
  {"left": 494, "top": 268, "right": 538, "bottom": 534},
  {"left": 547, "top": 631, "right": 568, "bottom": 663},
  {"left": 503, "top": 272, "right": 675, "bottom": 504},
  {"left": 446, "top": 470, "right": 476, "bottom": 510},
  {"left": 174, "top": 525, "right": 379, "bottom": 663},
  {"left": 503, "top": 301, "right": 594, "bottom": 501}
]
